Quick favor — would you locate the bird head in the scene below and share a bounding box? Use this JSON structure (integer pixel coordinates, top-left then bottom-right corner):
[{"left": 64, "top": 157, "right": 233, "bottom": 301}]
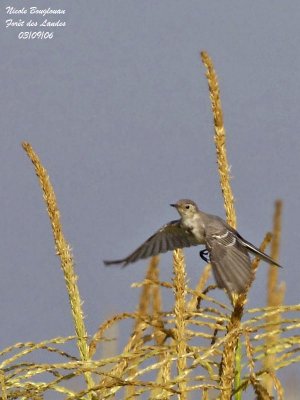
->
[{"left": 170, "top": 199, "right": 199, "bottom": 218}]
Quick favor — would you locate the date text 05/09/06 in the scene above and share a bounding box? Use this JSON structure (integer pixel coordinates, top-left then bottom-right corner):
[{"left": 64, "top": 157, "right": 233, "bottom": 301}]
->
[
  {"left": 18, "top": 31, "right": 54, "bottom": 39},
  {"left": 6, "top": 19, "right": 65, "bottom": 28}
]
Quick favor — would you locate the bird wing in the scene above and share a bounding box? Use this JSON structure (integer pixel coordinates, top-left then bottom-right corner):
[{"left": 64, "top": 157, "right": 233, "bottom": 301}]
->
[
  {"left": 205, "top": 228, "right": 254, "bottom": 294},
  {"left": 104, "top": 220, "right": 199, "bottom": 266}
]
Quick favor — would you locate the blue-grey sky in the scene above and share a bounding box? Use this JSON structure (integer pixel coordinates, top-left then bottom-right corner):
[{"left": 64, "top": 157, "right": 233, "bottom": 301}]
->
[{"left": 1, "top": 1, "right": 300, "bottom": 397}]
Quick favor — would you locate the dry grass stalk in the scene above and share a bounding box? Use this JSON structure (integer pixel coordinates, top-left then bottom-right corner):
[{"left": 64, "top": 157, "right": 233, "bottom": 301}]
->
[
  {"left": 99, "top": 328, "right": 145, "bottom": 396},
  {"left": 126, "top": 256, "right": 162, "bottom": 398},
  {"left": 136, "top": 256, "right": 160, "bottom": 320},
  {"left": 200, "top": 51, "right": 236, "bottom": 228},
  {"left": 0, "top": 370, "right": 7, "bottom": 400},
  {"left": 268, "top": 201, "right": 283, "bottom": 294},
  {"left": 101, "top": 256, "right": 162, "bottom": 397},
  {"left": 219, "top": 233, "right": 273, "bottom": 399},
  {"left": 0, "top": 336, "right": 77, "bottom": 369},
  {"left": 132, "top": 279, "right": 173, "bottom": 290},
  {"left": 202, "top": 387, "right": 209, "bottom": 400},
  {"left": 199, "top": 52, "right": 282, "bottom": 400},
  {"left": 187, "top": 264, "right": 212, "bottom": 312},
  {"left": 151, "top": 258, "right": 167, "bottom": 346},
  {"left": 199, "top": 56, "right": 239, "bottom": 394},
  {"left": 89, "top": 312, "right": 137, "bottom": 357},
  {"left": 250, "top": 376, "right": 272, "bottom": 400},
  {"left": 150, "top": 257, "right": 172, "bottom": 400},
  {"left": 100, "top": 323, "right": 118, "bottom": 373},
  {"left": 244, "top": 331, "right": 273, "bottom": 399},
  {"left": 269, "top": 371, "right": 284, "bottom": 400},
  {"left": 219, "top": 293, "right": 247, "bottom": 400},
  {"left": 252, "top": 233, "right": 273, "bottom": 271},
  {"left": 263, "top": 200, "right": 285, "bottom": 396},
  {"left": 201, "top": 51, "right": 241, "bottom": 399},
  {"left": 21, "top": 142, "right": 95, "bottom": 395},
  {"left": 172, "top": 248, "right": 188, "bottom": 399},
  {"left": 245, "top": 332, "right": 255, "bottom": 379},
  {"left": 153, "top": 354, "right": 172, "bottom": 400}
]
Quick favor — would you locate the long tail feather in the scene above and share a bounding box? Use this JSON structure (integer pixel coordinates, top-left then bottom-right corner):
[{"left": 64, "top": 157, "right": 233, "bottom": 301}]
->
[{"left": 241, "top": 240, "right": 283, "bottom": 268}]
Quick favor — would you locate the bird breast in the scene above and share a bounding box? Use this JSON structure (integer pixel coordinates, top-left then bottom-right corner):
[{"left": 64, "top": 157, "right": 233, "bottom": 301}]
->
[{"left": 182, "top": 215, "right": 206, "bottom": 244}]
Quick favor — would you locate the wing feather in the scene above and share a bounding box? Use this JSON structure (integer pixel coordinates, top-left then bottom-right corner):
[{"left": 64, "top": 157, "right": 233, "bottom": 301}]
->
[
  {"left": 206, "top": 229, "right": 254, "bottom": 294},
  {"left": 104, "top": 220, "right": 199, "bottom": 266}
]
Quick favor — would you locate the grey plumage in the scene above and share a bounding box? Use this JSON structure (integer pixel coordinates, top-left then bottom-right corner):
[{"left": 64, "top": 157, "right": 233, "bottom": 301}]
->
[{"left": 104, "top": 199, "right": 282, "bottom": 295}]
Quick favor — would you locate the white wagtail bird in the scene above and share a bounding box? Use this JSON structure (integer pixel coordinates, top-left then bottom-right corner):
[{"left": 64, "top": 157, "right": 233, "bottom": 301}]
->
[{"left": 104, "top": 199, "right": 282, "bottom": 295}]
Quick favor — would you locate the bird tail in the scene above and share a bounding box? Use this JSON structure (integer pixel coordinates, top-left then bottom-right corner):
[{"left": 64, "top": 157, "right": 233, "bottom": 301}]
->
[
  {"left": 210, "top": 244, "right": 254, "bottom": 295},
  {"left": 241, "top": 239, "right": 283, "bottom": 268}
]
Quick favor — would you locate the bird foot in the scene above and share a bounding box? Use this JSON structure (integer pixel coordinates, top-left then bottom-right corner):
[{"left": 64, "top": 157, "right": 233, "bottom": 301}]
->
[{"left": 199, "top": 249, "right": 210, "bottom": 263}]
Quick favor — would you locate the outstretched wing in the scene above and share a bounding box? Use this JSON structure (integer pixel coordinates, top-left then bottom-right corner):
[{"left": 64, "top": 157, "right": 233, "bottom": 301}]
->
[
  {"left": 206, "top": 229, "right": 254, "bottom": 294},
  {"left": 104, "top": 220, "right": 199, "bottom": 266}
]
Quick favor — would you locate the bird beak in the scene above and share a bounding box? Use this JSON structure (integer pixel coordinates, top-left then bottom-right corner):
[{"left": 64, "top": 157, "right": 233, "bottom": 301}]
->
[{"left": 170, "top": 203, "right": 177, "bottom": 208}]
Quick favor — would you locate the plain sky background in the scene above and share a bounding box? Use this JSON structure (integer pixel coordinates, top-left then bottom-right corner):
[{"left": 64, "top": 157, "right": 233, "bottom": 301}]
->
[{"left": 1, "top": 1, "right": 300, "bottom": 397}]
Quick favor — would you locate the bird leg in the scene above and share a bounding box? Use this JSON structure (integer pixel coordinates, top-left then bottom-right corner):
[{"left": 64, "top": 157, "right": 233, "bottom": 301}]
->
[{"left": 199, "top": 248, "right": 210, "bottom": 263}]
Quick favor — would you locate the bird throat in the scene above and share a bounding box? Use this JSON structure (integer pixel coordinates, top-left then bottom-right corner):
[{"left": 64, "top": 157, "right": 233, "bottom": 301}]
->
[{"left": 182, "top": 214, "right": 205, "bottom": 244}]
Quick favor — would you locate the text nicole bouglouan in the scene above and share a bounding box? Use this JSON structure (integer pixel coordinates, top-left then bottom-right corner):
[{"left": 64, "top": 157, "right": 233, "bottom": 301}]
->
[{"left": 5, "top": 6, "right": 66, "bottom": 39}]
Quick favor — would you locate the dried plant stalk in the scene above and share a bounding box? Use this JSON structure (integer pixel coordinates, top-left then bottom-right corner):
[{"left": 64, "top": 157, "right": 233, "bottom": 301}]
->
[
  {"left": 269, "top": 371, "right": 284, "bottom": 400},
  {"left": 195, "top": 50, "right": 236, "bottom": 327},
  {"left": 99, "top": 320, "right": 143, "bottom": 396},
  {"left": 100, "top": 323, "right": 118, "bottom": 365},
  {"left": 200, "top": 51, "right": 236, "bottom": 228},
  {"left": 21, "top": 143, "right": 94, "bottom": 395},
  {"left": 101, "top": 256, "right": 159, "bottom": 397},
  {"left": 251, "top": 376, "right": 272, "bottom": 400},
  {"left": 220, "top": 295, "right": 247, "bottom": 400},
  {"left": 89, "top": 312, "right": 137, "bottom": 357},
  {"left": 201, "top": 51, "right": 240, "bottom": 399},
  {"left": 252, "top": 233, "right": 273, "bottom": 271},
  {"left": 220, "top": 233, "right": 273, "bottom": 400},
  {"left": 126, "top": 256, "right": 160, "bottom": 399},
  {"left": 0, "top": 370, "right": 7, "bottom": 400},
  {"left": 263, "top": 200, "right": 285, "bottom": 396},
  {"left": 243, "top": 332, "right": 272, "bottom": 399},
  {"left": 139, "top": 256, "right": 160, "bottom": 320},
  {"left": 187, "top": 264, "right": 211, "bottom": 312},
  {"left": 150, "top": 257, "right": 172, "bottom": 400},
  {"left": 173, "top": 248, "right": 188, "bottom": 399},
  {"left": 151, "top": 256, "right": 166, "bottom": 345},
  {"left": 153, "top": 353, "right": 172, "bottom": 400}
]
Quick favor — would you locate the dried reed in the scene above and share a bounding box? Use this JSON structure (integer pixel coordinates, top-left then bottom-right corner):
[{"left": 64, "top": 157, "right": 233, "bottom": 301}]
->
[
  {"left": 172, "top": 249, "right": 188, "bottom": 399},
  {"left": 263, "top": 200, "right": 286, "bottom": 395},
  {"left": 99, "top": 257, "right": 159, "bottom": 397},
  {"left": 200, "top": 51, "right": 236, "bottom": 228},
  {"left": 151, "top": 258, "right": 172, "bottom": 400},
  {"left": 201, "top": 51, "right": 241, "bottom": 399},
  {"left": 125, "top": 256, "right": 161, "bottom": 399},
  {"left": 21, "top": 142, "right": 95, "bottom": 397}
]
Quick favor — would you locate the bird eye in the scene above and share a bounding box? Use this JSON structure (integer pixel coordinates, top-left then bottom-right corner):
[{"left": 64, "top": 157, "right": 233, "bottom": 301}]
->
[{"left": 185, "top": 205, "right": 190, "bottom": 209}]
